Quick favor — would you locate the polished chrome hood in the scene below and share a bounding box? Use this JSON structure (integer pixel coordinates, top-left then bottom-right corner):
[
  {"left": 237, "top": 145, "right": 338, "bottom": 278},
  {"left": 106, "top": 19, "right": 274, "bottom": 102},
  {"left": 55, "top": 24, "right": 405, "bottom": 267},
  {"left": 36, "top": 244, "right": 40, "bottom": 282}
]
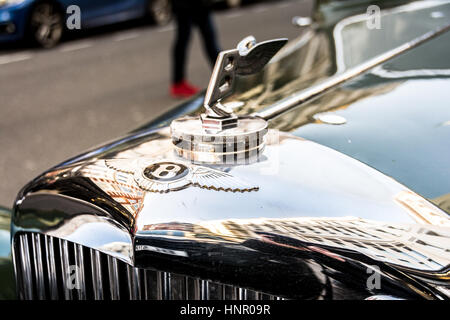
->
[{"left": 12, "top": 125, "right": 450, "bottom": 299}]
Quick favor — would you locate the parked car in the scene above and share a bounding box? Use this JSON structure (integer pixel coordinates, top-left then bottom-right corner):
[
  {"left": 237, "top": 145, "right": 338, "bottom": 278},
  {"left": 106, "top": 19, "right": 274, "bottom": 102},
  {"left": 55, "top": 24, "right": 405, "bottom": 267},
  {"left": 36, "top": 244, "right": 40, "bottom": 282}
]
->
[
  {"left": 0, "top": 0, "right": 173, "bottom": 48},
  {"left": 0, "top": 0, "right": 248, "bottom": 48},
  {"left": 1, "top": 0, "right": 449, "bottom": 300}
]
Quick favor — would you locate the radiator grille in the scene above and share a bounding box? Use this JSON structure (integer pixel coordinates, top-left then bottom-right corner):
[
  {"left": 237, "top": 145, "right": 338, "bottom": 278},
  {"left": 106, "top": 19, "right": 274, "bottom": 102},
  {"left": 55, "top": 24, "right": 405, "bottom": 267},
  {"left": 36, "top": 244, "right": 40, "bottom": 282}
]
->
[{"left": 13, "top": 232, "right": 281, "bottom": 300}]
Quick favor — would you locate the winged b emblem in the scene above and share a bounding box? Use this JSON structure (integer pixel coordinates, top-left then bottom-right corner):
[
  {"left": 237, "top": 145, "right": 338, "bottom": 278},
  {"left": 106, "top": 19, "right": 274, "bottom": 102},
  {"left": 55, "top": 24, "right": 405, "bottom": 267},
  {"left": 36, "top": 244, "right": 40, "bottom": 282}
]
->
[{"left": 105, "top": 158, "right": 258, "bottom": 194}]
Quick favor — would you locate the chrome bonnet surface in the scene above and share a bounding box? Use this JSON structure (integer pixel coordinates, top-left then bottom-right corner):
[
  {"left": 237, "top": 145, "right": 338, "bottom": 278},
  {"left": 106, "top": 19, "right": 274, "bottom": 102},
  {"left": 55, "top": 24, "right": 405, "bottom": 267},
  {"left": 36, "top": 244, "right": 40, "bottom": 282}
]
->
[
  {"left": 12, "top": 127, "right": 450, "bottom": 299},
  {"left": 11, "top": 0, "right": 450, "bottom": 300}
]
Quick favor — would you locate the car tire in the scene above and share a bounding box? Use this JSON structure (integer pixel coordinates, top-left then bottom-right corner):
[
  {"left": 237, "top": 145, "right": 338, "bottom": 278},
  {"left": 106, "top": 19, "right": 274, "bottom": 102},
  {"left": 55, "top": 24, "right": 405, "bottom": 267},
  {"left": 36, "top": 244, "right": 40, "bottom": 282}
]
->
[
  {"left": 226, "top": 0, "right": 242, "bottom": 8},
  {"left": 29, "top": 2, "right": 64, "bottom": 48},
  {"left": 148, "top": 0, "right": 172, "bottom": 26}
]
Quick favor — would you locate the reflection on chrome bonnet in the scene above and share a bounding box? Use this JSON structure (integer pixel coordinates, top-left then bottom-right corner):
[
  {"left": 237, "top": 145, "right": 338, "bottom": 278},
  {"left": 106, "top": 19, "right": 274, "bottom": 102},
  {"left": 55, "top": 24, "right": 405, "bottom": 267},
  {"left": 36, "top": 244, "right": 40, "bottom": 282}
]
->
[
  {"left": 11, "top": 8, "right": 450, "bottom": 299},
  {"left": 12, "top": 127, "right": 450, "bottom": 299},
  {"left": 105, "top": 158, "right": 259, "bottom": 193}
]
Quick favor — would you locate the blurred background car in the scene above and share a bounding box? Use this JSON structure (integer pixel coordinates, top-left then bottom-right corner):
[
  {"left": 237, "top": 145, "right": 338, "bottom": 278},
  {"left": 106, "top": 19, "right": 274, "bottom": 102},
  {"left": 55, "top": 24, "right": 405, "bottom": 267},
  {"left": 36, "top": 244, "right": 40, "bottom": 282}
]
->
[
  {"left": 0, "top": 0, "right": 174, "bottom": 48},
  {"left": 0, "top": 0, "right": 249, "bottom": 48}
]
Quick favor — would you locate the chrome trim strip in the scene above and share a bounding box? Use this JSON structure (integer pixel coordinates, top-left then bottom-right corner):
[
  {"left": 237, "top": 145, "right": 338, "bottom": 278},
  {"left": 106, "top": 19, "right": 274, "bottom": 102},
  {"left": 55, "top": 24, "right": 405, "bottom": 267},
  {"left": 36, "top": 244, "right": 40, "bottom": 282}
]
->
[
  {"left": 107, "top": 256, "right": 120, "bottom": 300},
  {"left": 90, "top": 249, "right": 104, "bottom": 300},
  {"left": 156, "top": 271, "right": 163, "bottom": 300},
  {"left": 163, "top": 272, "right": 171, "bottom": 300},
  {"left": 185, "top": 276, "right": 190, "bottom": 300},
  {"left": 127, "top": 264, "right": 141, "bottom": 300},
  {"left": 44, "top": 235, "right": 59, "bottom": 300},
  {"left": 19, "top": 234, "right": 33, "bottom": 300},
  {"left": 74, "top": 244, "right": 86, "bottom": 300},
  {"left": 31, "top": 234, "right": 45, "bottom": 300},
  {"left": 255, "top": 23, "right": 450, "bottom": 121},
  {"left": 238, "top": 288, "right": 247, "bottom": 300},
  {"left": 143, "top": 269, "right": 149, "bottom": 300},
  {"left": 201, "top": 280, "right": 209, "bottom": 300},
  {"left": 193, "top": 278, "right": 201, "bottom": 300},
  {"left": 59, "top": 239, "right": 72, "bottom": 300},
  {"left": 221, "top": 284, "right": 226, "bottom": 300},
  {"left": 232, "top": 286, "right": 239, "bottom": 300}
]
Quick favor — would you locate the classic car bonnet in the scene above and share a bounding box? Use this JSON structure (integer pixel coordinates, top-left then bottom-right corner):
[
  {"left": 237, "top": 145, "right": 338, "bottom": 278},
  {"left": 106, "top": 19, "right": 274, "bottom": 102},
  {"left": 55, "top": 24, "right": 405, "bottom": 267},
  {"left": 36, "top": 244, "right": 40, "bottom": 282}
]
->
[{"left": 11, "top": 122, "right": 450, "bottom": 299}]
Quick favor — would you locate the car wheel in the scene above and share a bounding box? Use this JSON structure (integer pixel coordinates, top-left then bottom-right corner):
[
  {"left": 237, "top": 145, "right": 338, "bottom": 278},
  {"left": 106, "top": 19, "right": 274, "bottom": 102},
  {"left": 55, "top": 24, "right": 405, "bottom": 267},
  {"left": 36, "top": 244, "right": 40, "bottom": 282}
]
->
[
  {"left": 148, "top": 0, "right": 172, "bottom": 26},
  {"left": 226, "top": 0, "right": 241, "bottom": 8},
  {"left": 29, "top": 2, "right": 64, "bottom": 48}
]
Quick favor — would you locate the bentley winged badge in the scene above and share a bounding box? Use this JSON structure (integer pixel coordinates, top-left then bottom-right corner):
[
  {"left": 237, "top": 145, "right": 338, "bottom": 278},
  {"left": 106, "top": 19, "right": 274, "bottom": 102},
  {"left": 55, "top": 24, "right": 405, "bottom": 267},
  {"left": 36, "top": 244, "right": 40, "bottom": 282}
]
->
[{"left": 105, "top": 159, "right": 258, "bottom": 193}]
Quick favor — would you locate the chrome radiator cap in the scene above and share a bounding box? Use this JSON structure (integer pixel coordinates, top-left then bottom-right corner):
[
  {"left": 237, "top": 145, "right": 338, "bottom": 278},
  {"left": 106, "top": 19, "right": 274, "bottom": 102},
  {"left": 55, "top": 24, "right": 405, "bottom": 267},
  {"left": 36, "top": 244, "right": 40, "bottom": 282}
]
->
[
  {"left": 170, "top": 116, "right": 267, "bottom": 164},
  {"left": 170, "top": 36, "right": 286, "bottom": 165}
]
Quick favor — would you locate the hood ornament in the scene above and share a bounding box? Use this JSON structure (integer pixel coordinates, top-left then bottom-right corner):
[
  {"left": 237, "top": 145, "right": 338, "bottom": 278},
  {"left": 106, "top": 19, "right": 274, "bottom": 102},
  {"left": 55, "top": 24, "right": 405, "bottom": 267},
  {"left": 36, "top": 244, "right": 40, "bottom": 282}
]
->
[{"left": 170, "top": 36, "right": 287, "bottom": 164}]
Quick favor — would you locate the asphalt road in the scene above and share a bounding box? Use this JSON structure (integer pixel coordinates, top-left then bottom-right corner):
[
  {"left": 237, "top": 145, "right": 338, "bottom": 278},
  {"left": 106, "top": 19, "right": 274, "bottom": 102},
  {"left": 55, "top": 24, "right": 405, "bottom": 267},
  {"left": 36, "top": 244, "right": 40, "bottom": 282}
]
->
[{"left": 0, "top": 0, "right": 313, "bottom": 207}]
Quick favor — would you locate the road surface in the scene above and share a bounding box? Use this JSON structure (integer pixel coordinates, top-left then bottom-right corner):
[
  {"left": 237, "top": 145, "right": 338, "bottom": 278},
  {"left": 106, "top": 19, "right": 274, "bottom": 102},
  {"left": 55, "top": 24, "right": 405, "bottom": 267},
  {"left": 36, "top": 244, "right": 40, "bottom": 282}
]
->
[{"left": 0, "top": 0, "right": 313, "bottom": 206}]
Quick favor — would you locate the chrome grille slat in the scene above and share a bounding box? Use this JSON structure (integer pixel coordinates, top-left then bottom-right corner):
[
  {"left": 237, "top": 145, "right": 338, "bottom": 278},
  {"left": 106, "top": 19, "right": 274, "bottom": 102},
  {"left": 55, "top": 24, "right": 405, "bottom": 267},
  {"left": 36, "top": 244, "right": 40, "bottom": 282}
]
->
[
  {"left": 44, "top": 235, "right": 58, "bottom": 300},
  {"left": 239, "top": 288, "right": 248, "bottom": 300},
  {"left": 170, "top": 273, "right": 186, "bottom": 300},
  {"left": 156, "top": 271, "right": 163, "bottom": 299},
  {"left": 75, "top": 244, "right": 86, "bottom": 300},
  {"left": 90, "top": 249, "right": 103, "bottom": 300},
  {"left": 201, "top": 280, "right": 209, "bottom": 300},
  {"left": 143, "top": 269, "right": 149, "bottom": 300},
  {"left": 127, "top": 264, "right": 141, "bottom": 300},
  {"left": 193, "top": 278, "right": 201, "bottom": 300},
  {"left": 59, "top": 239, "right": 72, "bottom": 300},
  {"left": 185, "top": 277, "right": 190, "bottom": 299},
  {"left": 18, "top": 234, "right": 33, "bottom": 300},
  {"left": 107, "top": 256, "right": 120, "bottom": 300},
  {"left": 31, "top": 234, "right": 45, "bottom": 300},
  {"left": 164, "top": 272, "right": 172, "bottom": 300},
  {"left": 232, "top": 286, "right": 239, "bottom": 300},
  {"left": 14, "top": 232, "right": 282, "bottom": 300},
  {"left": 157, "top": 271, "right": 172, "bottom": 300}
]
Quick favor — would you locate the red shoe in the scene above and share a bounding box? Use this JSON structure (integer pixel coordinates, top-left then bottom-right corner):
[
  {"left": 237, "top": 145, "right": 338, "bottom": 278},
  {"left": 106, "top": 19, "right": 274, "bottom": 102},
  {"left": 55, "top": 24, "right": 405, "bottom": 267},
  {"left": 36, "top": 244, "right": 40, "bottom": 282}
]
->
[{"left": 170, "top": 80, "right": 199, "bottom": 98}]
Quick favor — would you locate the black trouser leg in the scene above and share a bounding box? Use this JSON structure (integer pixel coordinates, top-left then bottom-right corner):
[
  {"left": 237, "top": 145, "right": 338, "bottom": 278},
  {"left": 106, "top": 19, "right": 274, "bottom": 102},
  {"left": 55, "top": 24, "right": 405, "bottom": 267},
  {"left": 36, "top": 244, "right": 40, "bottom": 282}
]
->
[
  {"left": 195, "top": 12, "right": 220, "bottom": 67},
  {"left": 172, "top": 12, "right": 192, "bottom": 84}
]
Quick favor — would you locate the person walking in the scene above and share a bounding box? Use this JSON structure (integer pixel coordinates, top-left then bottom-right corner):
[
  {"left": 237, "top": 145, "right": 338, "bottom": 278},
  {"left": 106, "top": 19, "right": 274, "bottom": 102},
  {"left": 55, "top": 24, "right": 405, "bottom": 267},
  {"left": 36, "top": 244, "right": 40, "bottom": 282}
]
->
[{"left": 170, "top": 0, "right": 221, "bottom": 98}]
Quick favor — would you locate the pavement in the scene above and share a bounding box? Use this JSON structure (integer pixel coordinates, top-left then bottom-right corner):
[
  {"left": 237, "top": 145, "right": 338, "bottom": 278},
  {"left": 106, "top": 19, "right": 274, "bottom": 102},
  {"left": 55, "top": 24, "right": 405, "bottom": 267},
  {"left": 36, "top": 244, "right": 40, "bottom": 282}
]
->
[{"left": 0, "top": 0, "right": 313, "bottom": 207}]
